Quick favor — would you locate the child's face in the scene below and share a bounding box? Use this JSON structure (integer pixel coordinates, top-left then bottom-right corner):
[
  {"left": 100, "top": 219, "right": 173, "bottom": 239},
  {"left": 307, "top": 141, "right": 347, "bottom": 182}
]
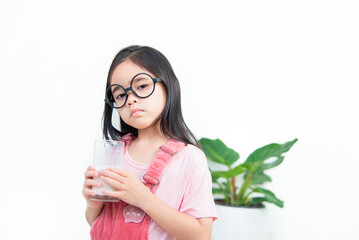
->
[{"left": 110, "top": 60, "right": 167, "bottom": 131}]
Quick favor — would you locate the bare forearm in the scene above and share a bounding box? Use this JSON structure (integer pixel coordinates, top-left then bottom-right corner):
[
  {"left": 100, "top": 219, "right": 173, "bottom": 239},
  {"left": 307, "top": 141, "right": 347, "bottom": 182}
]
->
[
  {"left": 85, "top": 205, "right": 103, "bottom": 227},
  {"left": 141, "top": 193, "right": 212, "bottom": 240}
]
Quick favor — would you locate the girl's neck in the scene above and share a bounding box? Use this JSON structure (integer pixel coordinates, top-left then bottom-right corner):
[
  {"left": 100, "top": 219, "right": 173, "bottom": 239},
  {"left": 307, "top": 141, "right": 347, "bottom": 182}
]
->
[
  {"left": 136, "top": 123, "right": 169, "bottom": 144},
  {"left": 128, "top": 123, "right": 170, "bottom": 164}
]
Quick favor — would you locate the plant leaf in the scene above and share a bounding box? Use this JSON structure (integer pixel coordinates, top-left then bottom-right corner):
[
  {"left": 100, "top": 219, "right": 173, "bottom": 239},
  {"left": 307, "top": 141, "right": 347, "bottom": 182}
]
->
[
  {"left": 212, "top": 188, "right": 231, "bottom": 205},
  {"left": 211, "top": 165, "right": 246, "bottom": 179},
  {"left": 241, "top": 162, "right": 254, "bottom": 171},
  {"left": 213, "top": 181, "right": 230, "bottom": 195},
  {"left": 252, "top": 187, "right": 284, "bottom": 208},
  {"left": 251, "top": 172, "right": 272, "bottom": 185},
  {"left": 250, "top": 197, "right": 266, "bottom": 206},
  {"left": 259, "top": 156, "right": 285, "bottom": 171},
  {"left": 234, "top": 200, "right": 245, "bottom": 206},
  {"left": 244, "top": 138, "right": 297, "bottom": 171},
  {"left": 211, "top": 174, "right": 220, "bottom": 183},
  {"left": 212, "top": 187, "right": 227, "bottom": 195},
  {"left": 199, "top": 138, "right": 240, "bottom": 167},
  {"left": 213, "top": 182, "right": 231, "bottom": 203},
  {"left": 209, "top": 167, "right": 220, "bottom": 182}
]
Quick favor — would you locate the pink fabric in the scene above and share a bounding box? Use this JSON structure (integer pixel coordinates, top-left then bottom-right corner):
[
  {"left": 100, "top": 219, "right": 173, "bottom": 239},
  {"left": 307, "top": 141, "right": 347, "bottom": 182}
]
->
[
  {"left": 90, "top": 134, "right": 186, "bottom": 240},
  {"left": 124, "top": 144, "right": 218, "bottom": 240},
  {"left": 143, "top": 138, "right": 185, "bottom": 193},
  {"left": 90, "top": 134, "right": 218, "bottom": 240},
  {"left": 90, "top": 201, "right": 152, "bottom": 239}
]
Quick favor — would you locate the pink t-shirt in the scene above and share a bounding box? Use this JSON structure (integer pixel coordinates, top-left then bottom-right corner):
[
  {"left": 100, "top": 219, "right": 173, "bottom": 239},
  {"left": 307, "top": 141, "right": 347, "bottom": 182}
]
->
[{"left": 122, "top": 144, "right": 217, "bottom": 240}]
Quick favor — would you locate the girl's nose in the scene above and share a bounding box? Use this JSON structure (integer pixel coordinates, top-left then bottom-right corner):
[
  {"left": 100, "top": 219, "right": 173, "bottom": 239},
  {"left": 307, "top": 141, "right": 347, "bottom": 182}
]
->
[{"left": 126, "top": 91, "right": 139, "bottom": 106}]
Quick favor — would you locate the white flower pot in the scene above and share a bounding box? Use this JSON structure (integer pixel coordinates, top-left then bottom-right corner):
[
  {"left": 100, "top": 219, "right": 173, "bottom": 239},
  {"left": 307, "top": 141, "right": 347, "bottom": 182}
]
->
[{"left": 212, "top": 203, "right": 270, "bottom": 240}]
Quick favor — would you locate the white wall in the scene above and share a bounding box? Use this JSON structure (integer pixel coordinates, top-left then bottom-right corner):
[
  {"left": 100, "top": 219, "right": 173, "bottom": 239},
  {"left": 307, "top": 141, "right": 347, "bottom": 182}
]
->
[{"left": 1, "top": 0, "right": 358, "bottom": 239}]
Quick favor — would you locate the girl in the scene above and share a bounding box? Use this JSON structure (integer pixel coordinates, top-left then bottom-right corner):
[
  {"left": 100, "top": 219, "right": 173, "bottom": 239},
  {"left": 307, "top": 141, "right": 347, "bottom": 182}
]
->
[{"left": 82, "top": 45, "right": 217, "bottom": 240}]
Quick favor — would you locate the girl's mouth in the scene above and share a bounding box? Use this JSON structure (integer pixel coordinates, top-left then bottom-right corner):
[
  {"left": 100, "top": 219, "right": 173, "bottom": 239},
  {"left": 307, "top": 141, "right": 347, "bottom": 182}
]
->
[{"left": 130, "top": 109, "right": 144, "bottom": 117}]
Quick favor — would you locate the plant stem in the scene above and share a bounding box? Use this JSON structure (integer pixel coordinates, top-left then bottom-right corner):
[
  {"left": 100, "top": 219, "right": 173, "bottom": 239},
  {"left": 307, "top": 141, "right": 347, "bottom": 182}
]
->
[
  {"left": 242, "top": 190, "right": 254, "bottom": 203},
  {"left": 238, "top": 171, "right": 253, "bottom": 201},
  {"left": 227, "top": 178, "right": 235, "bottom": 205},
  {"left": 231, "top": 176, "right": 237, "bottom": 201},
  {"left": 216, "top": 182, "right": 230, "bottom": 204},
  {"left": 216, "top": 181, "right": 225, "bottom": 192}
]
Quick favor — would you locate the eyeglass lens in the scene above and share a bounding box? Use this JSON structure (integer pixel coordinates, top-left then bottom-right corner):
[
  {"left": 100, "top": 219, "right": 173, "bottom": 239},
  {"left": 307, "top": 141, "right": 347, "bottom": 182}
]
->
[{"left": 110, "top": 74, "right": 155, "bottom": 108}]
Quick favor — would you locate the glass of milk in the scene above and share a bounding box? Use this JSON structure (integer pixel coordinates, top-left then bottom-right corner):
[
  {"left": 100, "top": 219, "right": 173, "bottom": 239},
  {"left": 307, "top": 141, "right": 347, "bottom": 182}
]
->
[{"left": 89, "top": 140, "right": 124, "bottom": 202}]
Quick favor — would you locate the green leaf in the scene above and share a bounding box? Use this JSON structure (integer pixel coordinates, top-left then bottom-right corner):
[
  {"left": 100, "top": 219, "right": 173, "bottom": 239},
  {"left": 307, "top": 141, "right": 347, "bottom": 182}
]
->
[
  {"left": 250, "top": 197, "right": 266, "bottom": 206},
  {"left": 211, "top": 174, "right": 220, "bottom": 183},
  {"left": 212, "top": 187, "right": 231, "bottom": 205},
  {"left": 212, "top": 187, "right": 227, "bottom": 195},
  {"left": 259, "top": 156, "right": 285, "bottom": 171},
  {"left": 234, "top": 200, "right": 245, "bottom": 206},
  {"left": 199, "top": 138, "right": 240, "bottom": 167},
  {"left": 211, "top": 165, "right": 246, "bottom": 179},
  {"left": 241, "top": 162, "right": 254, "bottom": 171},
  {"left": 244, "top": 138, "right": 297, "bottom": 171},
  {"left": 251, "top": 172, "right": 272, "bottom": 185},
  {"left": 213, "top": 182, "right": 231, "bottom": 202},
  {"left": 209, "top": 167, "right": 219, "bottom": 182},
  {"left": 213, "top": 181, "right": 230, "bottom": 195},
  {"left": 252, "top": 187, "right": 284, "bottom": 208}
]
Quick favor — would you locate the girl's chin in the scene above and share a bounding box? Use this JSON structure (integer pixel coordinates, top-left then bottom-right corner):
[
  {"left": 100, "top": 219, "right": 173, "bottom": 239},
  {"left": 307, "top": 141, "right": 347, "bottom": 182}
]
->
[
  {"left": 124, "top": 121, "right": 152, "bottom": 130},
  {"left": 121, "top": 115, "right": 161, "bottom": 130},
  {"left": 133, "top": 121, "right": 161, "bottom": 131}
]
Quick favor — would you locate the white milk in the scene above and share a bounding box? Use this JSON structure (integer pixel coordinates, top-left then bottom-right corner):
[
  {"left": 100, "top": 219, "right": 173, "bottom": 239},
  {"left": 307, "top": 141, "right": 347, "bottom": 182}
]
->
[{"left": 92, "top": 165, "right": 116, "bottom": 194}]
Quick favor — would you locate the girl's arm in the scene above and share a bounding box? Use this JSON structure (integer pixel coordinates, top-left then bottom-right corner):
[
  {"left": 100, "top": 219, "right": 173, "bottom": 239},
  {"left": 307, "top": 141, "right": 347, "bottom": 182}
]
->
[
  {"left": 85, "top": 204, "right": 104, "bottom": 226},
  {"left": 82, "top": 166, "right": 105, "bottom": 226},
  {"left": 142, "top": 191, "right": 213, "bottom": 240},
  {"left": 100, "top": 167, "right": 213, "bottom": 240}
]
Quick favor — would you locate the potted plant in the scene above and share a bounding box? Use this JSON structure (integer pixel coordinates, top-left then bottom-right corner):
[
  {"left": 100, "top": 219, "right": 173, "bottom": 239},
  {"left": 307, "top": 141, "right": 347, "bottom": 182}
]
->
[{"left": 199, "top": 137, "right": 298, "bottom": 240}]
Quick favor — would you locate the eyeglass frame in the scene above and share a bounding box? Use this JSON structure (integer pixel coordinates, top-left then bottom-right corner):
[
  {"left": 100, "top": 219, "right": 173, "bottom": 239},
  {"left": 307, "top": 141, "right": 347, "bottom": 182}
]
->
[{"left": 105, "top": 72, "right": 163, "bottom": 109}]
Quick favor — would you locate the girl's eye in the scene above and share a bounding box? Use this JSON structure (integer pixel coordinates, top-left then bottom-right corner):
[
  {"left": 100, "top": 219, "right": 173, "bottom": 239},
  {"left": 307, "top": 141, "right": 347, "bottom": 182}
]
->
[
  {"left": 138, "top": 84, "right": 148, "bottom": 90},
  {"left": 116, "top": 93, "right": 126, "bottom": 99}
]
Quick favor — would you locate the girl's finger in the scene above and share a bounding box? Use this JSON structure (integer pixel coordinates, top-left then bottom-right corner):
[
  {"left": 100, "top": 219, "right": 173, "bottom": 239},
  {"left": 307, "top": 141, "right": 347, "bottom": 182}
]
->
[
  {"left": 84, "top": 170, "right": 99, "bottom": 178},
  {"left": 101, "top": 189, "right": 122, "bottom": 199},
  {"left": 108, "top": 167, "right": 129, "bottom": 177},
  {"left": 101, "top": 176, "right": 123, "bottom": 190},
  {"left": 84, "top": 179, "right": 102, "bottom": 188},
  {"left": 82, "top": 188, "right": 98, "bottom": 197},
  {"left": 100, "top": 169, "right": 126, "bottom": 183},
  {"left": 87, "top": 165, "right": 95, "bottom": 170}
]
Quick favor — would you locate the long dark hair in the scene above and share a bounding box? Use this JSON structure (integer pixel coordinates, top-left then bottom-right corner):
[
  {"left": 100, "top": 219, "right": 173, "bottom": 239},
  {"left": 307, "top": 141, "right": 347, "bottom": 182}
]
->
[{"left": 102, "top": 45, "right": 200, "bottom": 148}]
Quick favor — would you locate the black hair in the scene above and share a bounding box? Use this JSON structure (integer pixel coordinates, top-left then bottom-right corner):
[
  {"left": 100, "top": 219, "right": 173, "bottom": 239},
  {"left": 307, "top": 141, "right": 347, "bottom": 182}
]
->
[{"left": 102, "top": 45, "right": 201, "bottom": 148}]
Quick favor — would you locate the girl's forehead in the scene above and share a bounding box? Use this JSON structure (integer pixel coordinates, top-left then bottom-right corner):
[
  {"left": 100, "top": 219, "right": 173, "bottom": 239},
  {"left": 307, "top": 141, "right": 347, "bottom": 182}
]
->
[{"left": 110, "top": 60, "right": 154, "bottom": 86}]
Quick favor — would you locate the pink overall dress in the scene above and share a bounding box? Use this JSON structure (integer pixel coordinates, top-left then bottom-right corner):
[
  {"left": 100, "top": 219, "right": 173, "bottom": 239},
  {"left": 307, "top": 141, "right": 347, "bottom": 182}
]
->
[{"left": 90, "top": 134, "right": 185, "bottom": 240}]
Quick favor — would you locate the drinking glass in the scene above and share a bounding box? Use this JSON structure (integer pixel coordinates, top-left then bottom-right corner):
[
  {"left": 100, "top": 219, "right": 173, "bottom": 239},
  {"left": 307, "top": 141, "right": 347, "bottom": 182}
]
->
[{"left": 89, "top": 140, "right": 124, "bottom": 202}]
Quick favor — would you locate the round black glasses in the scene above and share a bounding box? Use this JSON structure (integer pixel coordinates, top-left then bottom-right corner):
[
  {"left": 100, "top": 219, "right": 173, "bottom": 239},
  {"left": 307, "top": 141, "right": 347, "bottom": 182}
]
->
[{"left": 105, "top": 73, "right": 162, "bottom": 109}]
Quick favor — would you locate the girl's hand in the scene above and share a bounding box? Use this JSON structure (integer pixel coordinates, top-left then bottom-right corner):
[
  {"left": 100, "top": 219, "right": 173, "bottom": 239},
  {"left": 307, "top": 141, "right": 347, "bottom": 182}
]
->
[
  {"left": 99, "top": 167, "right": 152, "bottom": 208},
  {"left": 82, "top": 165, "right": 104, "bottom": 210}
]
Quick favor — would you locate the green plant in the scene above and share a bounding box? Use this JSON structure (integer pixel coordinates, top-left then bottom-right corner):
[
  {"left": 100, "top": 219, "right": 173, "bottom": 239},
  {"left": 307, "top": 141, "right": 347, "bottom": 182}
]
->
[{"left": 199, "top": 138, "right": 297, "bottom": 208}]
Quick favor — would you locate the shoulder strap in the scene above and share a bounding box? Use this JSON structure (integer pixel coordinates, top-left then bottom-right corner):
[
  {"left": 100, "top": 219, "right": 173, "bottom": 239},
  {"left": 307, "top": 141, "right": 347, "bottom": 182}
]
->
[
  {"left": 143, "top": 139, "right": 185, "bottom": 193},
  {"left": 121, "top": 133, "right": 136, "bottom": 152},
  {"left": 121, "top": 133, "right": 185, "bottom": 193}
]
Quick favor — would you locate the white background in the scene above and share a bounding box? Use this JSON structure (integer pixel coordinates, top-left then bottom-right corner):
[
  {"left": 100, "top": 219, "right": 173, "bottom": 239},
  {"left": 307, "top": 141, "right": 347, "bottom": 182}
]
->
[{"left": 1, "top": 0, "right": 358, "bottom": 239}]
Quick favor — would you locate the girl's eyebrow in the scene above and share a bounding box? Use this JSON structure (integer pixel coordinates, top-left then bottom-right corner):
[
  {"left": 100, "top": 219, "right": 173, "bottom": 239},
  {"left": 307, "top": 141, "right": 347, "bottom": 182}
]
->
[
  {"left": 111, "top": 74, "right": 149, "bottom": 90},
  {"left": 134, "top": 77, "right": 147, "bottom": 82},
  {"left": 111, "top": 85, "right": 123, "bottom": 92},
  {"left": 112, "top": 78, "right": 131, "bottom": 88}
]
